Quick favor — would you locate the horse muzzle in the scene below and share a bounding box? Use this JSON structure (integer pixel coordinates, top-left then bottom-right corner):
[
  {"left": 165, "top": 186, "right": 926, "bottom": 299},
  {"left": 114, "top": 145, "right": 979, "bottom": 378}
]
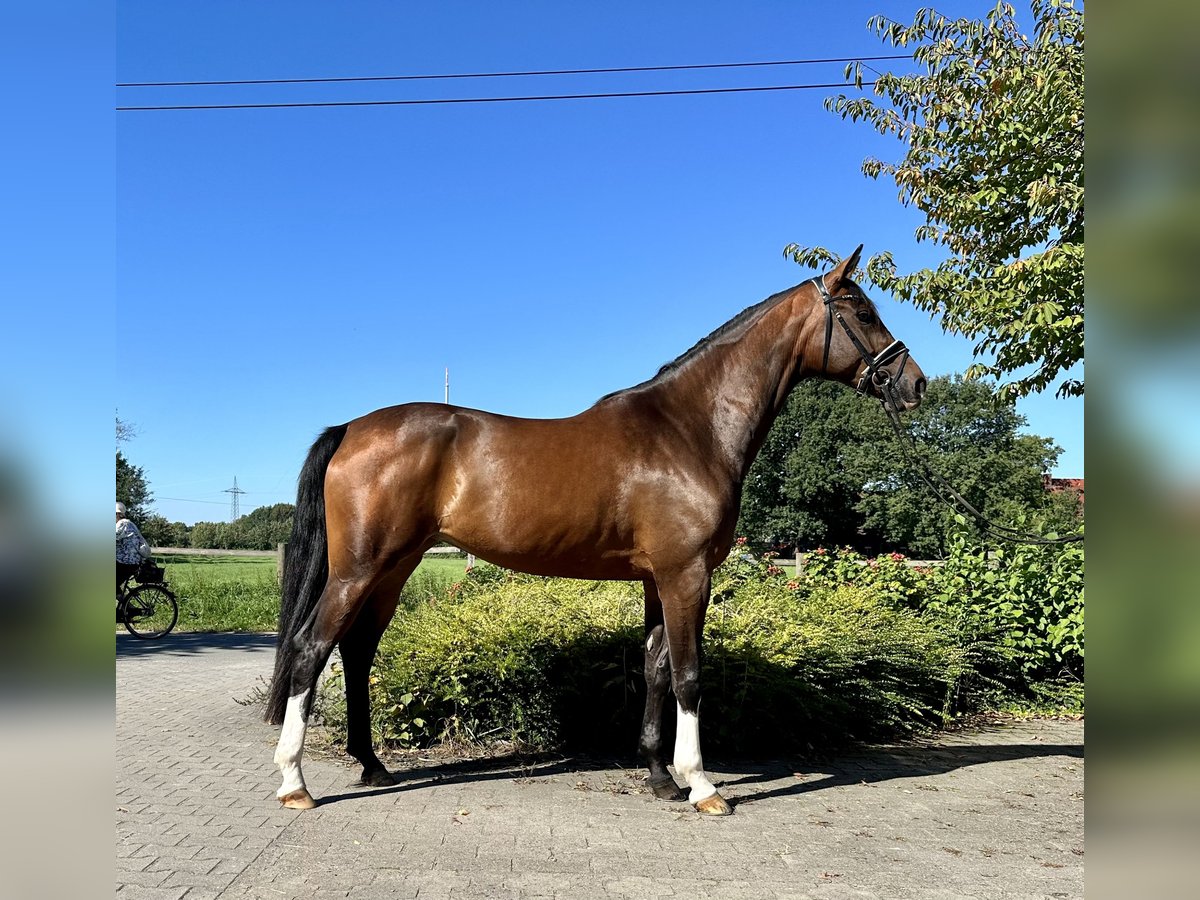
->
[{"left": 869, "top": 356, "right": 925, "bottom": 413}]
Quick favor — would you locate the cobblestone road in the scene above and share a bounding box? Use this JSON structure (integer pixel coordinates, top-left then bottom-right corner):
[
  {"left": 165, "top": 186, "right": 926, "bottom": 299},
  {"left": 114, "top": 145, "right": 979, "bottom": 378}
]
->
[{"left": 116, "top": 633, "right": 1083, "bottom": 899}]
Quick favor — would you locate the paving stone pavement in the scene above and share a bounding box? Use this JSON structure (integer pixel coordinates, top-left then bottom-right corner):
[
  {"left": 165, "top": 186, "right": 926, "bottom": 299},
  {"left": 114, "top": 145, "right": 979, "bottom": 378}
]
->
[{"left": 116, "top": 633, "right": 1083, "bottom": 900}]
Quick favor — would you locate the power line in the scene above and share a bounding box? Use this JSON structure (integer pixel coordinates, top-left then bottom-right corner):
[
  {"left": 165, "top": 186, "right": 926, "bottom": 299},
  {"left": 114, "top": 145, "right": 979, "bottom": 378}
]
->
[
  {"left": 117, "top": 56, "right": 909, "bottom": 88},
  {"left": 117, "top": 81, "right": 877, "bottom": 112}
]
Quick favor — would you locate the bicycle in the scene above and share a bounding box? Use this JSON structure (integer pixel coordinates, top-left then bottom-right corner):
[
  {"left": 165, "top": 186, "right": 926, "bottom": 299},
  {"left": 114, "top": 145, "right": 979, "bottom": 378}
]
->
[{"left": 117, "top": 560, "right": 179, "bottom": 639}]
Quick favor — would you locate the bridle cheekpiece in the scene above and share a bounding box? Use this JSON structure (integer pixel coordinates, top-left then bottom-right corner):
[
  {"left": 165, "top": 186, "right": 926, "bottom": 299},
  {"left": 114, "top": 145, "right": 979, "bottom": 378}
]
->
[{"left": 810, "top": 275, "right": 910, "bottom": 395}]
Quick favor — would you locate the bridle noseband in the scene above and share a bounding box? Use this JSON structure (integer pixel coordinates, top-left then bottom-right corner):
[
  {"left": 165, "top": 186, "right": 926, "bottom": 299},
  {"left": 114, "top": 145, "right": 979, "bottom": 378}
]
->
[{"left": 810, "top": 275, "right": 910, "bottom": 394}]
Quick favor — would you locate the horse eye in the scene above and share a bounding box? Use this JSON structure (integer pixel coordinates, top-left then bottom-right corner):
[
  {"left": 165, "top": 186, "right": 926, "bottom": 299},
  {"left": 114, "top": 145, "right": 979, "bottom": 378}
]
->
[{"left": 856, "top": 310, "right": 873, "bottom": 325}]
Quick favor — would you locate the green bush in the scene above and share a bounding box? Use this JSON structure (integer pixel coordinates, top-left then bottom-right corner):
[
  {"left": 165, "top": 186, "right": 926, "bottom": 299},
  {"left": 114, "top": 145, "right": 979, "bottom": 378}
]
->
[
  {"left": 926, "top": 519, "right": 1084, "bottom": 691},
  {"left": 796, "top": 545, "right": 933, "bottom": 609},
  {"left": 317, "top": 554, "right": 970, "bottom": 755},
  {"left": 306, "top": 523, "right": 1083, "bottom": 753},
  {"left": 773, "top": 525, "right": 1084, "bottom": 703},
  {"left": 320, "top": 571, "right": 643, "bottom": 751}
]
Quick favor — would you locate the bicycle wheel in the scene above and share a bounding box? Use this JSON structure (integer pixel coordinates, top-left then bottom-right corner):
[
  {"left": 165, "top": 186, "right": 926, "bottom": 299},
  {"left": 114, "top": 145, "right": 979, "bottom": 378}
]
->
[{"left": 123, "top": 585, "right": 178, "bottom": 639}]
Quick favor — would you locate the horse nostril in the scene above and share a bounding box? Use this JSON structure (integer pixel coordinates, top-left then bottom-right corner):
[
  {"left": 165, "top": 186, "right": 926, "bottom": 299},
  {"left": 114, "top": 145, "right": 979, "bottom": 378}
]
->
[{"left": 914, "top": 377, "right": 926, "bottom": 398}]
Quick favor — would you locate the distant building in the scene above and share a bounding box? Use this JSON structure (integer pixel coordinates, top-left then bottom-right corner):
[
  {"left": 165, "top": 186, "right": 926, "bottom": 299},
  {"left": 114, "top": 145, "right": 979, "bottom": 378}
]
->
[{"left": 1043, "top": 475, "right": 1085, "bottom": 508}]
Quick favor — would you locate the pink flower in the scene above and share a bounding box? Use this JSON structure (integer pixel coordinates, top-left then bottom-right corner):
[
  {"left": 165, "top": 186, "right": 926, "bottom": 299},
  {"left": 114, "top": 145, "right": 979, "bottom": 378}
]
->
[
  {"left": 889, "top": 552, "right": 905, "bottom": 562},
  {"left": 735, "top": 536, "right": 749, "bottom": 546}
]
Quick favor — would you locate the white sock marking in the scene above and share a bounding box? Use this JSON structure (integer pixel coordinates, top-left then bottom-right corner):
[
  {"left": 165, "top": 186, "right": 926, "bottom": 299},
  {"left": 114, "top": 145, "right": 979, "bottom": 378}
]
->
[
  {"left": 274, "top": 690, "right": 310, "bottom": 798},
  {"left": 673, "top": 703, "right": 717, "bottom": 803}
]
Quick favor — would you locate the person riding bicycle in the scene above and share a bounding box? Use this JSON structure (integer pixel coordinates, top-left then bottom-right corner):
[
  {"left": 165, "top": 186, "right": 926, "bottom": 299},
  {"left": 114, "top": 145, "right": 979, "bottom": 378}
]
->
[{"left": 116, "top": 501, "right": 152, "bottom": 593}]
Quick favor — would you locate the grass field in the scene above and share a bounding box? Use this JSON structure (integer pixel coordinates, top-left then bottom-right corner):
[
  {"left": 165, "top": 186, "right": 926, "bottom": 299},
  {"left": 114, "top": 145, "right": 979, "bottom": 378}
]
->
[
  {"left": 152, "top": 552, "right": 797, "bottom": 634},
  {"left": 156, "top": 553, "right": 472, "bottom": 633}
]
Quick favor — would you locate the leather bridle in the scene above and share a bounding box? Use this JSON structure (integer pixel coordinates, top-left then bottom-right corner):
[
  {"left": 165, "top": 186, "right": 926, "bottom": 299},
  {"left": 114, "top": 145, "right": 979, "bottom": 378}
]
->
[
  {"left": 808, "top": 273, "right": 1083, "bottom": 545},
  {"left": 810, "top": 274, "right": 911, "bottom": 395}
]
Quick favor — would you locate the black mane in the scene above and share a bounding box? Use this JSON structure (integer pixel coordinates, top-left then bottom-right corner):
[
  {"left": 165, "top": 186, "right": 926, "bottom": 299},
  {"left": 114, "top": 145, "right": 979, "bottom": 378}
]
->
[{"left": 595, "top": 285, "right": 800, "bottom": 403}]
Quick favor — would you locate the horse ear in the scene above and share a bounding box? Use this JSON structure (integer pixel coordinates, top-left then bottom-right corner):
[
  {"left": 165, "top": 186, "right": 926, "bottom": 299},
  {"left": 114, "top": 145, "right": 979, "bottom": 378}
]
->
[{"left": 829, "top": 245, "right": 864, "bottom": 289}]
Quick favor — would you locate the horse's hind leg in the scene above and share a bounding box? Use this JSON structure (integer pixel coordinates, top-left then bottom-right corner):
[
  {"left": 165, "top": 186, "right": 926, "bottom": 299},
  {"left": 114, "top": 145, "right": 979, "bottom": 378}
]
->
[
  {"left": 639, "top": 579, "right": 685, "bottom": 801},
  {"left": 339, "top": 556, "right": 423, "bottom": 787},
  {"left": 274, "top": 574, "right": 376, "bottom": 809}
]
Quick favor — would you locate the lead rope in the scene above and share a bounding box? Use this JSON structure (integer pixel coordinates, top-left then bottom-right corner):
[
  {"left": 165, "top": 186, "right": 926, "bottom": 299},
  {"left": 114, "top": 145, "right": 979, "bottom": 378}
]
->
[{"left": 877, "top": 379, "right": 1084, "bottom": 545}]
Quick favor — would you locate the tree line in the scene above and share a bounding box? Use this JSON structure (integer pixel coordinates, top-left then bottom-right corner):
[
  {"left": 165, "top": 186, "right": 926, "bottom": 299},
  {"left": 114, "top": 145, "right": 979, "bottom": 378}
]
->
[{"left": 138, "top": 502, "right": 294, "bottom": 551}]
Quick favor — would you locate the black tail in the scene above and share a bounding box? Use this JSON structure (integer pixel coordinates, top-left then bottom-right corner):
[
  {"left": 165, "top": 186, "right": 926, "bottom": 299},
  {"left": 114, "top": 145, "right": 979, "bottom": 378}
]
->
[{"left": 265, "top": 424, "right": 348, "bottom": 724}]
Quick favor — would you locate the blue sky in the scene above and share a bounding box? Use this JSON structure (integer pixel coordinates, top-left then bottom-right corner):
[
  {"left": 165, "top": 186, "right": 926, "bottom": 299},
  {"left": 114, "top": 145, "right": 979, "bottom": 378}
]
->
[
  {"left": 107, "top": 1, "right": 1083, "bottom": 525},
  {"left": 3, "top": 4, "right": 113, "bottom": 534}
]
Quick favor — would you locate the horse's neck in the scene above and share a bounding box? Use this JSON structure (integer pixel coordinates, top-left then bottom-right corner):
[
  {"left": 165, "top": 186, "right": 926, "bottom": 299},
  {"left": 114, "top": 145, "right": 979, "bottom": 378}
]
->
[{"left": 653, "top": 293, "right": 816, "bottom": 478}]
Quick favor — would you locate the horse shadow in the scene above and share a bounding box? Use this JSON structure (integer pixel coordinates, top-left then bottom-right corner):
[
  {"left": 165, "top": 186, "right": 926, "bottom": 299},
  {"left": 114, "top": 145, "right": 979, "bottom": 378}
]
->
[
  {"left": 312, "top": 731, "right": 1083, "bottom": 808},
  {"left": 714, "top": 736, "right": 1083, "bottom": 807}
]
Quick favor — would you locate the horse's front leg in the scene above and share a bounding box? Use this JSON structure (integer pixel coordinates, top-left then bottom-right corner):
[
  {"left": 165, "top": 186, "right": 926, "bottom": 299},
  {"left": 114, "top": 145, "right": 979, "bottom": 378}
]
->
[
  {"left": 656, "top": 564, "right": 732, "bottom": 816},
  {"left": 639, "top": 579, "right": 685, "bottom": 801}
]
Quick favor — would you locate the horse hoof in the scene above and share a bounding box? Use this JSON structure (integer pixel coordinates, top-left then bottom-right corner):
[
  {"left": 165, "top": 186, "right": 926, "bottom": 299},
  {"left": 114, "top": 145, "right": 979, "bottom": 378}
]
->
[
  {"left": 279, "top": 789, "right": 317, "bottom": 810},
  {"left": 360, "top": 769, "right": 396, "bottom": 788},
  {"left": 648, "top": 777, "right": 686, "bottom": 802},
  {"left": 694, "top": 793, "right": 733, "bottom": 816}
]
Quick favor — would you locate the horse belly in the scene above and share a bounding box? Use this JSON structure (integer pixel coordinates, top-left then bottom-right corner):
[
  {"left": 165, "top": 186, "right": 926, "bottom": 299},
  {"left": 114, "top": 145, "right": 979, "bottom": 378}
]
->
[{"left": 436, "top": 463, "right": 644, "bottom": 579}]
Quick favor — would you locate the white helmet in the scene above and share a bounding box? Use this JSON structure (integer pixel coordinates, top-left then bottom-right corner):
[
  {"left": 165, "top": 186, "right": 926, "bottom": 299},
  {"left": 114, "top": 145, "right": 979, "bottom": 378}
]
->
[{"left": 116, "top": 502, "right": 127, "bottom": 516}]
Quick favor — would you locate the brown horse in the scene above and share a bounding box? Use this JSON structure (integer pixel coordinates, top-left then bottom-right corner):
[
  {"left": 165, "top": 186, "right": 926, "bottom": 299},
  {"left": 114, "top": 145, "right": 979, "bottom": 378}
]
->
[{"left": 265, "top": 246, "right": 926, "bottom": 814}]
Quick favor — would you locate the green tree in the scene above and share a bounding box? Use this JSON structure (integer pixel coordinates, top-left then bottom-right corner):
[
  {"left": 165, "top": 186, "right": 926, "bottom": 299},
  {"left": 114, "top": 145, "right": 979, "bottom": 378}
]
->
[
  {"left": 738, "top": 376, "right": 1063, "bottom": 556},
  {"left": 739, "top": 381, "right": 877, "bottom": 551},
  {"left": 116, "top": 451, "right": 152, "bottom": 521},
  {"left": 138, "top": 513, "right": 173, "bottom": 547},
  {"left": 787, "top": 1, "right": 1083, "bottom": 399},
  {"left": 239, "top": 503, "right": 294, "bottom": 549},
  {"left": 189, "top": 521, "right": 224, "bottom": 549},
  {"left": 218, "top": 503, "right": 295, "bottom": 550},
  {"left": 138, "top": 515, "right": 191, "bottom": 548},
  {"left": 165, "top": 521, "right": 191, "bottom": 548},
  {"left": 115, "top": 415, "right": 154, "bottom": 521},
  {"left": 186, "top": 506, "right": 293, "bottom": 550},
  {"left": 854, "top": 377, "right": 1061, "bottom": 555}
]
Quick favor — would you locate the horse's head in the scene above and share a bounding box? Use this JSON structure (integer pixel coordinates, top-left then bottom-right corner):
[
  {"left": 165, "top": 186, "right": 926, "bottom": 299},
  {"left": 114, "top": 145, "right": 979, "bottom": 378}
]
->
[{"left": 805, "top": 245, "right": 926, "bottom": 413}]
